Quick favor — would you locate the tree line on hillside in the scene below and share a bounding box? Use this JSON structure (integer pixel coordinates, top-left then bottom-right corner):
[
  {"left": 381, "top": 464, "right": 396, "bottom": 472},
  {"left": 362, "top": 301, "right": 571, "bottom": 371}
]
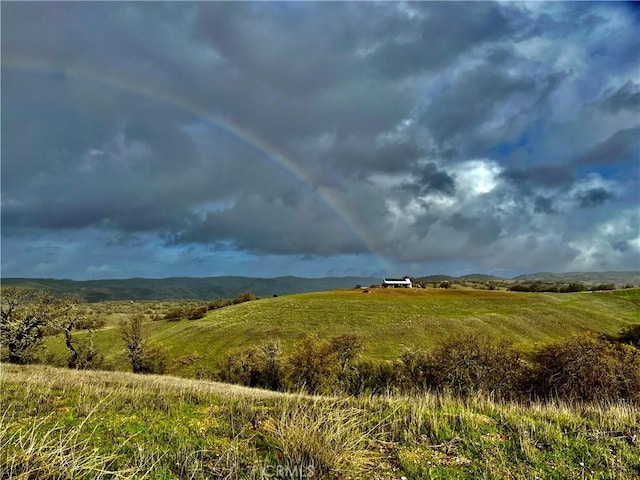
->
[
  {"left": 2, "top": 286, "right": 639, "bottom": 404},
  {"left": 409, "top": 279, "right": 634, "bottom": 291},
  {"left": 507, "top": 282, "right": 622, "bottom": 292},
  {"left": 160, "top": 291, "right": 257, "bottom": 321}
]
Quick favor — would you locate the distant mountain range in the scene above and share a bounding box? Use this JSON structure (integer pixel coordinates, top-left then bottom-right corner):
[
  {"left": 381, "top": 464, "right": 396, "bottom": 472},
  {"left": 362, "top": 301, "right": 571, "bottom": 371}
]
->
[
  {"left": 2, "top": 271, "right": 638, "bottom": 302},
  {"left": 418, "top": 274, "right": 506, "bottom": 282},
  {"left": 418, "top": 271, "right": 639, "bottom": 286},
  {"left": 0, "top": 276, "right": 380, "bottom": 302},
  {"left": 512, "top": 271, "right": 640, "bottom": 285}
]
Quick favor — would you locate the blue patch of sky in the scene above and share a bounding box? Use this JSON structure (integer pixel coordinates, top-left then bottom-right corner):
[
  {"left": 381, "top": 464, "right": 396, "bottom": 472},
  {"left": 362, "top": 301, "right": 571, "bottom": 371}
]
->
[{"left": 490, "top": 132, "right": 530, "bottom": 159}]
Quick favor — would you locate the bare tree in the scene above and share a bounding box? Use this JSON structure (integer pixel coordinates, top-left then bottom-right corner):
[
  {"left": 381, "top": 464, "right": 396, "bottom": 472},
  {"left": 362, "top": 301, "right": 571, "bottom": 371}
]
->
[
  {"left": 1, "top": 287, "right": 55, "bottom": 364},
  {"left": 56, "top": 296, "right": 103, "bottom": 369}
]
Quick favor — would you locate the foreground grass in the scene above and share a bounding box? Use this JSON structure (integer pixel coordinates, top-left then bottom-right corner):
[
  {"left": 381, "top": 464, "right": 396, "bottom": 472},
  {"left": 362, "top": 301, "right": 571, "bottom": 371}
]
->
[{"left": 2, "top": 365, "right": 639, "bottom": 479}]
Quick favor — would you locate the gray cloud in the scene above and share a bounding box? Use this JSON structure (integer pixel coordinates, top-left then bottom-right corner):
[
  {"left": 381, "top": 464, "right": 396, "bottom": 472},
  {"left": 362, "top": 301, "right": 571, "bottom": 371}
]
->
[
  {"left": 598, "top": 81, "right": 640, "bottom": 113},
  {"left": 403, "top": 162, "right": 456, "bottom": 197},
  {"left": 419, "top": 58, "right": 565, "bottom": 153},
  {"left": 446, "top": 212, "right": 503, "bottom": 246},
  {"left": 575, "top": 127, "right": 640, "bottom": 167},
  {"left": 502, "top": 165, "right": 574, "bottom": 193},
  {"left": 367, "top": 2, "right": 520, "bottom": 78},
  {"left": 575, "top": 187, "right": 615, "bottom": 209},
  {"left": 2, "top": 2, "right": 639, "bottom": 278},
  {"left": 174, "top": 194, "right": 365, "bottom": 256},
  {"left": 533, "top": 196, "right": 555, "bottom": 214},
  {"left": 323, "top": 136, "right": 421, "bottom": 181}
]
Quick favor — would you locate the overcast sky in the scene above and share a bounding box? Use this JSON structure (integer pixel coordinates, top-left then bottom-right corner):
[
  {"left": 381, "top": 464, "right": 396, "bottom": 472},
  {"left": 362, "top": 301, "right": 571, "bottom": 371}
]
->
[{"left": 2, "top": 2, "right": 639, "bottom": 280}]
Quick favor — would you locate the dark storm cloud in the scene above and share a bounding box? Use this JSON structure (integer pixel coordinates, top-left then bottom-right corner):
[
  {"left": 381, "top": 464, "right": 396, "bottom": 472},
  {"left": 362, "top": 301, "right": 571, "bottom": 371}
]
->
[
  {"left": 1, "top": 78, "right": 201, "bottom": 232},
  {"left": 2, "top": 1, "right": 639, "bottom": 278},
  {"left": 193, "top": 2, "right": 362, "bottom": 95},
  {"left": 187, "top": 2, "right": 415, "bottom": 145},
  {"left": 174, "top": 194, "right": 365, "bottom": 256},
  {"left": 446, "top": 213, "right": 503, "bottom": 246},
  {"left": 533, "top": 196, "right": 555, "bottom": 214},
  {"left": 319, "top": 136, "right": 421, "bottom": 182},
  {"left": 420, "top": 59, "right": 563, "bottom": 150},
  {"left": 501, "top": 165, "right": 574, "bottom": 194},
  {"left": 575, "top": 188, "right": 615, "bottom": 209},
  {"left": 402, "top": 162, "right": 456, "bottom": 197},
  {"left": 367, "top": 2, "right": 520, "bottom": 78}
]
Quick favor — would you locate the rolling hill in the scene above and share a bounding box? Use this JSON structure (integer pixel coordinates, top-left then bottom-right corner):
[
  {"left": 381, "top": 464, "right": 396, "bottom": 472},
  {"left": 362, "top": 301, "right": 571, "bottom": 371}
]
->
[
  {"left": 11, "top": 287, "right": 640, "bottom": 478},
  {"left": 45, "top": 287, "right": 640, "bottom": 376}
]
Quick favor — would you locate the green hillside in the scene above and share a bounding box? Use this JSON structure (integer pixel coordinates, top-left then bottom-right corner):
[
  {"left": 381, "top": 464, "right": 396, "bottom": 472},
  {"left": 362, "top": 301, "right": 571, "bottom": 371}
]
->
[{"left": 47, "top": 288, "right": 640, "bottom": 376}]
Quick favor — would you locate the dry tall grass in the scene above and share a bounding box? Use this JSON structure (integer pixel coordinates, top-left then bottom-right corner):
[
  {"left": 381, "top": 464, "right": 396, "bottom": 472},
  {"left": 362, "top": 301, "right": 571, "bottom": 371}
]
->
[{"left": 2, "top": 365, "right": 639, "bottom": 479}]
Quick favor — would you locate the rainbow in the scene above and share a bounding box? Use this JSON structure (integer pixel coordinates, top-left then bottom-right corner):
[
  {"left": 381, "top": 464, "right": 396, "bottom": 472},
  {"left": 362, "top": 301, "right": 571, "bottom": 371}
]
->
[{"left": 2, "top": 57, "right": 392, "bottom": 273}]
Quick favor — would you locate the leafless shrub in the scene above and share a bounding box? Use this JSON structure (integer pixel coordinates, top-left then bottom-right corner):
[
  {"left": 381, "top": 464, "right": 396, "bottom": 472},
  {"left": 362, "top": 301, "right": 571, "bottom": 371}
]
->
[{"left": 529, "top": 334, "right": 640, "bottom": 403}]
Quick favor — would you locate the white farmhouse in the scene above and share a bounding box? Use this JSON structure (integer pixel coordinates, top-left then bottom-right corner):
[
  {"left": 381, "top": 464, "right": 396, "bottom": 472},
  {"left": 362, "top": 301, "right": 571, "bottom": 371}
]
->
[{"left": 382, "top": 277, "right": 412, "bottom": 288}]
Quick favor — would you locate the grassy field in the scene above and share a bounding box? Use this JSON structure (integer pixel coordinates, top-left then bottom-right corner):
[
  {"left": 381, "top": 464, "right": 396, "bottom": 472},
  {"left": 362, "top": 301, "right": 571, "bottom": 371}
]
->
[
  {"left": 42, "top": 288, "right": 640, "bottom": 376},
  {"left": 2, "top": 364, "right": 639, "bottom": 479}
]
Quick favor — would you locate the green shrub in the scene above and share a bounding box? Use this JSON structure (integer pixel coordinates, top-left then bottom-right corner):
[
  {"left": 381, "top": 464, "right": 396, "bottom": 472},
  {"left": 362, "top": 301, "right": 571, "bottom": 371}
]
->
[
  {"left": 164, "top": 307, "right": 185, "bottom": 321},
  {"left": 559, "top": 282, "right": 585, "bottom": 293},
  {"left": 186, "top": 306, "right": 207, "bottom": 320},
  {"left": 73, "top": 315, "right": 106, "bottom": 330},
  {"left": 137, "top": 341, "right": 169, "bottom": 374},
  {"left": 395, "top": 340, "right": 511, "bottom": 395},
  {"left": 260, "top": 340, "right": 284, "bottom": 391},
  {"left": 396, "top": 348, "right": 435, "bottom": 393},
  {"left": 328, "top": 334, "right": 363, "bottom": 393},
  {"left": 219, "top": 347, "right": 257, "bottom": 386},
  {"left": 286, "top": 336, "right": 339, "bottom": 394},
  {"left": 164, "top": 304, "right": 207, "bottom": 321},
  {"left": 218, "top": 341, "right": 284, "bottom": 390},
  {"left": 206, "top": 298, "right": 233, "bottom": 310},
  {"left": 348, "top": 359, "right": 397, "bottom": 396},
  {"left": 233, "top": 292, "right": 257, "bottom": 304},
  {"left": 508, "top": 282, "right": 588, "bottom": 293},
  {"left": 120, "top": 314, "right": 168, "bottom": 374},
  {"left": 121, "top": 314, "right": 145, "bottom": 372},
  {"left": 329, "top": 334, "right": 364, "bottom": 370}
]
